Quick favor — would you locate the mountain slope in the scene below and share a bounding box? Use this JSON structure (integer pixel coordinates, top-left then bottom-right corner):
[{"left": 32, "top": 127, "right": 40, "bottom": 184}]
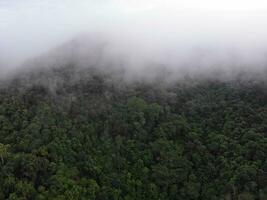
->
[{"left": 0, "top": 63, "right": 266, "bottom": 199}]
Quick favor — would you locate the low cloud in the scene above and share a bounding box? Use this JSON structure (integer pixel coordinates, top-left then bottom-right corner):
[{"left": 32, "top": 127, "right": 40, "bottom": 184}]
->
[{"left": 1, "top": 0, "right": 267, "bottom": 78}]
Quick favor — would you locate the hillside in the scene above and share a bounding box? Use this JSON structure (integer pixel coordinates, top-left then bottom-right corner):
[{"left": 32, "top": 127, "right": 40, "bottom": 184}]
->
[{"left": 0, "top": 64, "right": 266, "bottom": 200}]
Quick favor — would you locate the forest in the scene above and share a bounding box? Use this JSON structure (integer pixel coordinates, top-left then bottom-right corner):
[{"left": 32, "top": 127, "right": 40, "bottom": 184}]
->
[{"left": 0, "top": 65, "right": 266, "bottom": 200}]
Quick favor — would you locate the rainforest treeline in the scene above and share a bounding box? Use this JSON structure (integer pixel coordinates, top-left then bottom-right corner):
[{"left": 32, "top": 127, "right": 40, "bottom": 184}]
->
[{"left": 0, "top": 65, "right": 266, "bottom": 200}]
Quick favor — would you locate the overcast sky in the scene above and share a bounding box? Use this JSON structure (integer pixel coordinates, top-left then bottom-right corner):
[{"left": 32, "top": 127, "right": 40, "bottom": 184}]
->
[{"left": 1, "top": 0, "right": 267, "bottom": 72}]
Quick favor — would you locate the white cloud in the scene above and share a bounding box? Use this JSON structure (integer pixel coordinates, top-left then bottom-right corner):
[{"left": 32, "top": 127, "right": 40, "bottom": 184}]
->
[{"left": 1, "top": 0, "right": 267, "bottom": 72}]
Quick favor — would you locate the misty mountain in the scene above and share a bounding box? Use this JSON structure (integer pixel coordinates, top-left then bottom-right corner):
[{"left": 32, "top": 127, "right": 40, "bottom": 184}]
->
[
  {"left": 0, "top": 45, "right": 266, "bottom": 200},
  {"left": 2, "top": 0, "right": 267, "bottom": 199}
]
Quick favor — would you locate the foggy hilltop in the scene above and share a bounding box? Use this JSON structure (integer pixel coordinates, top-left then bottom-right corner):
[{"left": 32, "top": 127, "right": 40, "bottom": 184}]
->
[
  {"left": 0, "top": 1, "right": 267, "bottom": 200},
  {"left": 3, "top": 32, "right": 267, "bottom": 85},
  {"left": 2, "top": 0, "right": 267, "bottom": 78}
]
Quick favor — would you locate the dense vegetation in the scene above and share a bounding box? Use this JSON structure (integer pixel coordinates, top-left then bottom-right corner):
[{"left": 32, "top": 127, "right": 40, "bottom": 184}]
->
[{"left": 0, "top": 65, "right": 266, "bottom": 200}]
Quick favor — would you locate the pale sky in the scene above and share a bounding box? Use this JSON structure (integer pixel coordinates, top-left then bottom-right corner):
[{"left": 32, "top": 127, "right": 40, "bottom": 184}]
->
[{"left": 1, "top": 0, "right": 267, "bottom": 70}]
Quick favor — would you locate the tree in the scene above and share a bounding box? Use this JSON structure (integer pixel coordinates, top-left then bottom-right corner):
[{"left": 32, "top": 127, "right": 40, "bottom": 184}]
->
[{"left": 0, "top": 143, "right": 10, "bottom": 165}]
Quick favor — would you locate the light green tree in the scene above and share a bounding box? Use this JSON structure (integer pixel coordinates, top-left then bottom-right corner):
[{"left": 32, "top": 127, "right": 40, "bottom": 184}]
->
[{"left": 0, "top": 143, "right": 10, "bottom": 165}]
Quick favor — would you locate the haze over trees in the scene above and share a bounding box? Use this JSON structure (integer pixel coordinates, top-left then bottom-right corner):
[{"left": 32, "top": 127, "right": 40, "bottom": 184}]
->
[
  {"left": 0, "top": 60, "right": 266, "bottom": 199},
  {"left": 1, "top": 0, "right": 267, "bottom": 199}
]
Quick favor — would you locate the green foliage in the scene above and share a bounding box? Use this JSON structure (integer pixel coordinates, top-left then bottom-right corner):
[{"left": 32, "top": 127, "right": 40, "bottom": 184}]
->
[{"left": 0, "top": 66, "right": 266, "bottom": 199}]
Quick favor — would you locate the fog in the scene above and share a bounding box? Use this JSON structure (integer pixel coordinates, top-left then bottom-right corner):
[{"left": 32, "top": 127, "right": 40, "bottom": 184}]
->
[{"left": 1, "top": 0, "right": 267, "bottom": 78}]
